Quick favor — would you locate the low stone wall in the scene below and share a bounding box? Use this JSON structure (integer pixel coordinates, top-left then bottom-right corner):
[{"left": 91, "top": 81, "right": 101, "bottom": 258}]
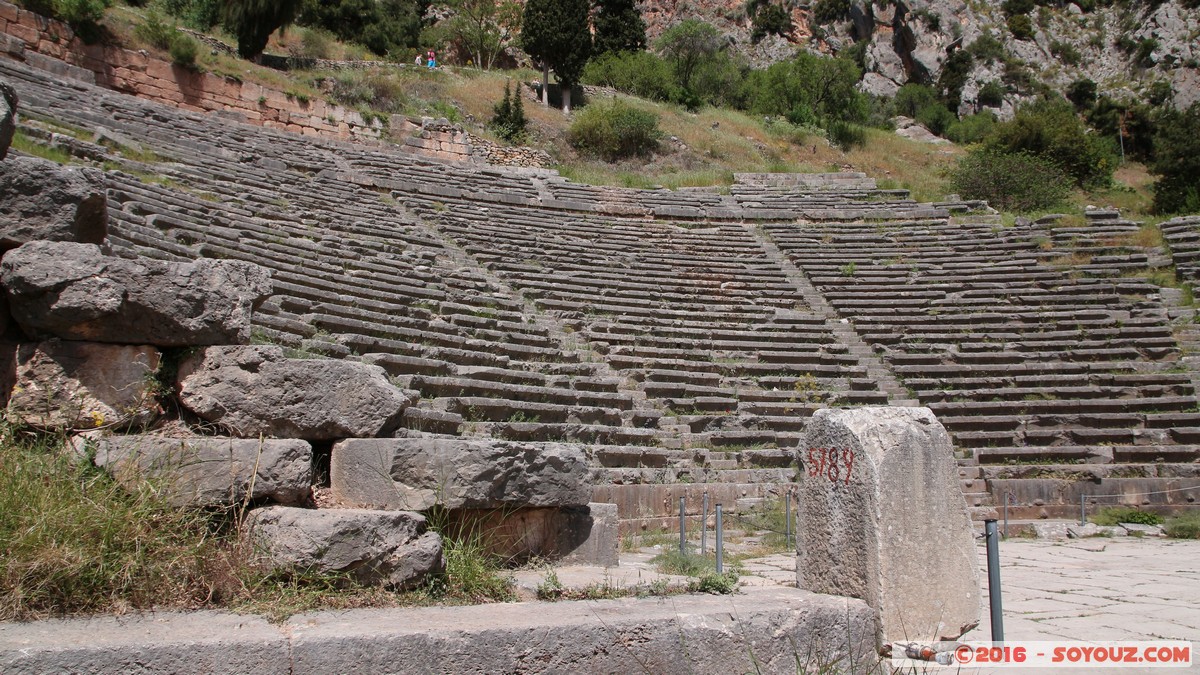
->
[{"left": 0, "top": 1, "right": 385, "bottom": 142}]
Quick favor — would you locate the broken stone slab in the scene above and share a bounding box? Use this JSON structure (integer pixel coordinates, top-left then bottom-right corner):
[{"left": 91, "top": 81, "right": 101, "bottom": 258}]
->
[
  {"left": 330, "top": 438, "right": 590, "bottom": 511},
  {"left": 76, "top": 435, "right": 311, "bottom": 507},
  {"left": 0, "top": 80, "right": 14, "bottom": 161},
  {"left": 177, "top": 345, "right": 415, "bottom": 439},
  {"left": 244, "top": 506, "right": 443, "bottom": 589},
  {"left": 6, "top": 341, "right": 160, "bottom": 431},
  {"left": 1118, "top": 522, "right": 1164, "bottom": 536},
  {"left": 797, "top": 406, "right": 981, "bottom": 644},
  {"left": 0, "top": 157, "right": 106, "bottom": 250},
  {"left": 1066, "top": 523, "right": 1124, "bottom": 538},
  {"left": 0, "top": 241, "right": 272, "bottom": 345}
]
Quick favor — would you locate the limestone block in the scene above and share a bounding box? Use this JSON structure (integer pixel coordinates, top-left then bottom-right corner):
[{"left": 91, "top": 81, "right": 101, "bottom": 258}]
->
[
  {"left": 82, "top": 435, "right": 311, "bottom": 507},
  {"left": 330, "top": 438, "right": 590, "bottom": 511},
  {"left": 0, "top": 79, "right": 15, "bottom": 160},
  {"left": 7, "top": 341, "right": 160, "bottom": 431},
  {"left": 245, "top": 506, "right": 443, "bottom": 588},
  {"left": 177, "top": 345, "right": 415, "bottom": 439},
  {"left": 1, "top": 241, "right": 272, "bottom": 345},
  {"left": 797, "top": 406, "right": 980, "bottom": 643},
  {"left": 0, "top": 157, "right": 106, "bottom": 250}
]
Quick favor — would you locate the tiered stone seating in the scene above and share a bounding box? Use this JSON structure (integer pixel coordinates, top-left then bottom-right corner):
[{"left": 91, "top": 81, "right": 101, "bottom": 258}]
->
[
  {"left": 1161, "top": 216, "right": 1200, "bottom": 284},
  {"left": 767, "top": 214, "right": 1200, "bottom": 517},
  {"left": 5, "top": 52, "right": 1196, "bottom": 526}
]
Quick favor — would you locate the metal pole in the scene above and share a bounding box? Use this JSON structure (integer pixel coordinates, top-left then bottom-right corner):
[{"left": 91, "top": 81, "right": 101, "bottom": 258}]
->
[
  {"left": 715, "top": 504, "right": 724, "bottom": 574},
  {"left": 785, "top": 491, "right": 792, "bottom": 549},
  {"left": 701, "top": 493, "right": 708, "bottom": 555},
  {"left": 985, "top": 519, "right": 1004, "bottom": 643},
  {"left": 679, "top": 496, "right": 686, "bottom": 556},
  {"left": 1080, "top": 493, "right": 1086, "bottom": 527}
]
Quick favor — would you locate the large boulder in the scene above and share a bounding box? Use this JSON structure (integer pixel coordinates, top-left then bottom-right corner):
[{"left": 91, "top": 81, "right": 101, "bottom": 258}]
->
[
  {"left": 177, "top": 346, "right": 415, "bottom": 439},
  {"left": 0, "top": 157, "right": 107, "bottom": 250},
  {"left": 1, "top": 241, "right": 272, "bottom": 345},
  {"left": 7, "top": 341, "right": 160, "bottom": 430},
  {"left": 797, "top": 406, "right": 981, "bottom": 644},
  {"left": 245, "top": 506, "right": 443, "bottom": 589},
  {"left": 0, "top": 81, "right": 15, "bottom": 161},
  {"left": 78, "top": 435, "right": 312, "bottom": 507},
  {"left": 331, "top": 438, "right": 591, "bottom": 511}
]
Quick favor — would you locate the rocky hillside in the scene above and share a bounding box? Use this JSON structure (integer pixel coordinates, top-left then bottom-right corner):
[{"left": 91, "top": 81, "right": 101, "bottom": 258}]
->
[{"left": 637, "top": 0, "right": 1199, "bottom": 112}]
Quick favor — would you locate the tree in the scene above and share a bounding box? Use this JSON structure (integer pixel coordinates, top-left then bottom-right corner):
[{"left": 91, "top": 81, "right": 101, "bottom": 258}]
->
[
  {"left": 654, "top": 19, "right": 724, "bottom": 94},
  {"left": 592, "top": 0, "right": 646, "bottom": 56},
  {"left": 223, "top": 0, "right": 302, "bottom": 59},
  {"left": 427, "top": 0, "right": 521, "bottom": 69},
  {"left": 984, "top": 97, "right": 1116, "bottom": 189},
  {"left": 521, "top": 0, "right": 592, "bottom": 112},
  {"left": 489, "top": 80, "right": 527, "bottom": 142},
  {"left": 298, "top": 0, "right": 426, "bottom": 58},
  {"left": 748, "top": 1, "right": 791, "bottom": 43},
  {"left": 1149, "top": 103, "right": 1200, "bottom": 214}
]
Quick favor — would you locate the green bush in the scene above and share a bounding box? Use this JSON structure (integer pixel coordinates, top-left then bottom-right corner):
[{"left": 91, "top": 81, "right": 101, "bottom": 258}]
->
[
  {"left": 567, "top": 99, "right": 661, "bottom": 161},
  {"left": 20, "top": 0, "right": 109, "bottom": 42},
  {"left": 1164, "top": 512, "right": 1200, "bottom": 539},
  {"left": 488, "top": 81, "right": 527, "bottom": 143},
  {"left": 984, "top": 97, "right": 1116, "bottom": 189},
  {"left": 324, "top": 70, "right": 407, "bottom": 114},
  {"left": 134, "top": 10, "right": 177, "bottom": 50},
  {"left": 977, "top": 80, "right": 1005, "bottom": 107},
  {"left": 297, "top": 27, "right": 334, "bottom": 59},
  {"left": 1090, "top": 506, "right": 1163, "bottom": 526},
  {"left": 950, "top": 149, "right": 1071, "bottom": 211},
  {"left": 1066, "top": 78, "right": 1097, "bottom": 109},
  {"left": 168, "top": 33, "right": 198, "bottom": 68},
  {"left": 916, "top": 102, "right": 955, "bottom": 136},
  {"left": 967, "top": 32, "right": 1007, "bottom": 64},
  {"left": 161, "top": 0, "right": 220, "bottom": 30},
  {"left": 945, "top": 111, "right": 997, "bottom": 144},
  {"left": 1050, "top": 40, "right": 1082, "bottom": 66},
  {"left": 582, "top": 51, "right": 679, "bottom": 102},
  {"left": 826, "top": 119, "right": 867, "bottom": 150},
  {"left": 1007, "top": 14, "right": 1035, "bottom": 40},
  {"left": 810, "top": 0, "right": 850, "bottom": 24},
  {"left": 893, "top": 83, "right": 939, "bottom": 118}
]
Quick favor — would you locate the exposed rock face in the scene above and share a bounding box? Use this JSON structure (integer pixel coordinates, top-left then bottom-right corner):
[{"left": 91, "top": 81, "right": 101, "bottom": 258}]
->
[
  {"left": 177, "top": 346, "right": 415, "bottom": 439},
  {"left": 330, "top": 438, "right": 591, "bottom": 511},
  {"left": 0, "top": 80, "right": 15, "bottom": 161},
  {"left": 7, "top": 341, "right": 160, "bottom": 430},
  {"left": 245, "top": 506, "right": 444, "bottom": 589},
  {"left": 81, "top": 435, "right": 312, "bottom": 507},
  {"left": 797, "top": 406, "right": 980, "bottom": 643},
  {"left": 0, "top": 241, "right": 272, "bottom": 345},
  {"left": 0, "top": 157, "right": 106, "bottom": 250}
]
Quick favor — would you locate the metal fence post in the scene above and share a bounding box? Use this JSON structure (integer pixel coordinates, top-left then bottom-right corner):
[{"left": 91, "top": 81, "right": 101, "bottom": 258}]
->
[
  {"left": 1080, "top": 493, "right": 1086, "bottom": 527},
  {"left": 985, "top": 519, "right": 1004, "bottom": 643},
  {"left": 715, "top": 504, "right": 724, "bottom": 574},
  {"left": 1003, "top": 492, "right": 1010, "bottom": 539},
  {"left": 679, "top": 496, "right": 686, "bottom": 556},
  {"left": 701, "top": 493, "right": 708, "bottom": 555},
  {"left": 785, "top": 491, "right": 792, "bottom": 549}
]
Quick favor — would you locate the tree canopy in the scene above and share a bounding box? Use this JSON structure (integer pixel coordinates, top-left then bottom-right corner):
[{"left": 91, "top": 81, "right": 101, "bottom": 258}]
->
[
  {"left": 223, "top": 0, "right": 301, "bottom": 59},
  {"left": 592, "top": 0, "right": 647, "bottom": 56},
  {"left": 654, "top": 19, "right": 725, "bottom": 93},
  {"left": 521, "top": 0, "right": 592, "bottom": 110}
]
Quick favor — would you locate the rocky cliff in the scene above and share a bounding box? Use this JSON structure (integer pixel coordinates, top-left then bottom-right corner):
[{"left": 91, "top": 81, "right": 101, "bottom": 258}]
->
[{"left": 637, "top": 0, "right": 1199, "bottom": 111}]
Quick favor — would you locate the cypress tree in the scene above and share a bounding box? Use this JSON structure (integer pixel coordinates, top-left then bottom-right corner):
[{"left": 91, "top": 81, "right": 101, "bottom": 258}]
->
[
  {"left": 593, "top": 0, "right": 647, "bottom": 56},
  {"left": 521, "top": 0, "right": 592, "bottom": 112}
]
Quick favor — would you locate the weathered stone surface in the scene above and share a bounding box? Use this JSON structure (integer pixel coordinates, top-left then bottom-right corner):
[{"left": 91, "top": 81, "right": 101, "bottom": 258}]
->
[
  {"left": 797, "top": 406, "right": 981, "bottom": 643},
  {"left": 0, "top": 241, "right": 272, "bottom": 345},
  {"left": 79, "top": 435, "right": 311, "bottom": 507},
  {"left": 7, "top": 341, "right": 160, "bottom": 430},
  {"left": 0, "top": 157, "right": 106, "bottom": 250},
  {"left": 245, "top": 506, "right": 443, "bottom": 588},
  {"left": 177, "top": 346, "right": 414, "bottom": 439},
  {"left": 0, "top": 80, "right": 15, "bottom": 161},
  {"left": 330, "top": 438, "right": 591, "bottom": 510}
]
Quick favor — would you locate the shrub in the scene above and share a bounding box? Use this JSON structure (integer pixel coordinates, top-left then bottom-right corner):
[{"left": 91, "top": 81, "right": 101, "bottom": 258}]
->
[
  {"left": 984, "top": 97, "right": 1116, "bottom": 189},
  {"left": 967, "top": 31, "right": 1006, "bottom": 64},
  {"left": 1164, "top": 512, "right": 1200, "bottom": 539},
  {"left": 488, "top": 81, "right": 527, "bottom": 143},
  {"left": 1001, "top": 0, "right": 1035, "bottom": 16},
  {"left": 893, "top": 83, "right": 939, "bottom": 118},
  {"left": 950, "top": 149, "right": 1071, "bottom": 211},
  {"left": 297, "top": 27, "right": 334, "bottom": 59},
  {"left": 324, "top": 70, "right": 407, "bottom": 113},
  {"left": 811, "top": 0, "right": 850, "bottom": 24},
  {"left": 567, "top": 99, "right": 661, "bottom": 161},
  {"left": 1050, "top": 40, "right": 1082, "bottom": 66},
  {"left": 826, "top": 119, "right": 867, "bottom": 150},
  {"left": 1007, "top": 14, "right": 1035, "bottom": 40},
  {"left": 1066, "top": 78, "right": 1097, "bottom": 109},
  {"left": 750, "top": 2, "right": 791, "bottom": 43},
  {"left": 168, "top": 33, "right": 198, "bottom": 68},
  {"left": 20, "top": 0, "right": 110, "bottom": 42},
  {"left": 161, "top": 0, "right": 220, "bottom": 30},
  {"left": 977, "top": 80, "right": 1005, "bottom": 107},
  {"left": 582, "top": 51, "right": 679, "bottom": 102},
  {"left": 915, "top": 102, "right": 955, "bottom": 136},
  {"left": 937, "top": 49, "right": 974, "bottom": 110},
  {"left": 134, "top": 10, "right": 177, "bottom": 50},
  {"left": 1090, "top": 506, "right": 1163, "bottom": 526},
  {"left": 945, "top": 111, "right": 997, "bottom": 144}
]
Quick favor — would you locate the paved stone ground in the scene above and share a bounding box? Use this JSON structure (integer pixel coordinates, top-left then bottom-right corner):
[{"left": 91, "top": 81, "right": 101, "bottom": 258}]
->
[{"left": 516, "top": 533, "right": 1200, "bottom": 673}]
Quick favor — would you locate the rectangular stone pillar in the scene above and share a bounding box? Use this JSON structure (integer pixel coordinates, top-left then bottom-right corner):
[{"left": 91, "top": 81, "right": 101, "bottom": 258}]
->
[{"left": 797, "top": 406, "right": 980, "bottom": 644}]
